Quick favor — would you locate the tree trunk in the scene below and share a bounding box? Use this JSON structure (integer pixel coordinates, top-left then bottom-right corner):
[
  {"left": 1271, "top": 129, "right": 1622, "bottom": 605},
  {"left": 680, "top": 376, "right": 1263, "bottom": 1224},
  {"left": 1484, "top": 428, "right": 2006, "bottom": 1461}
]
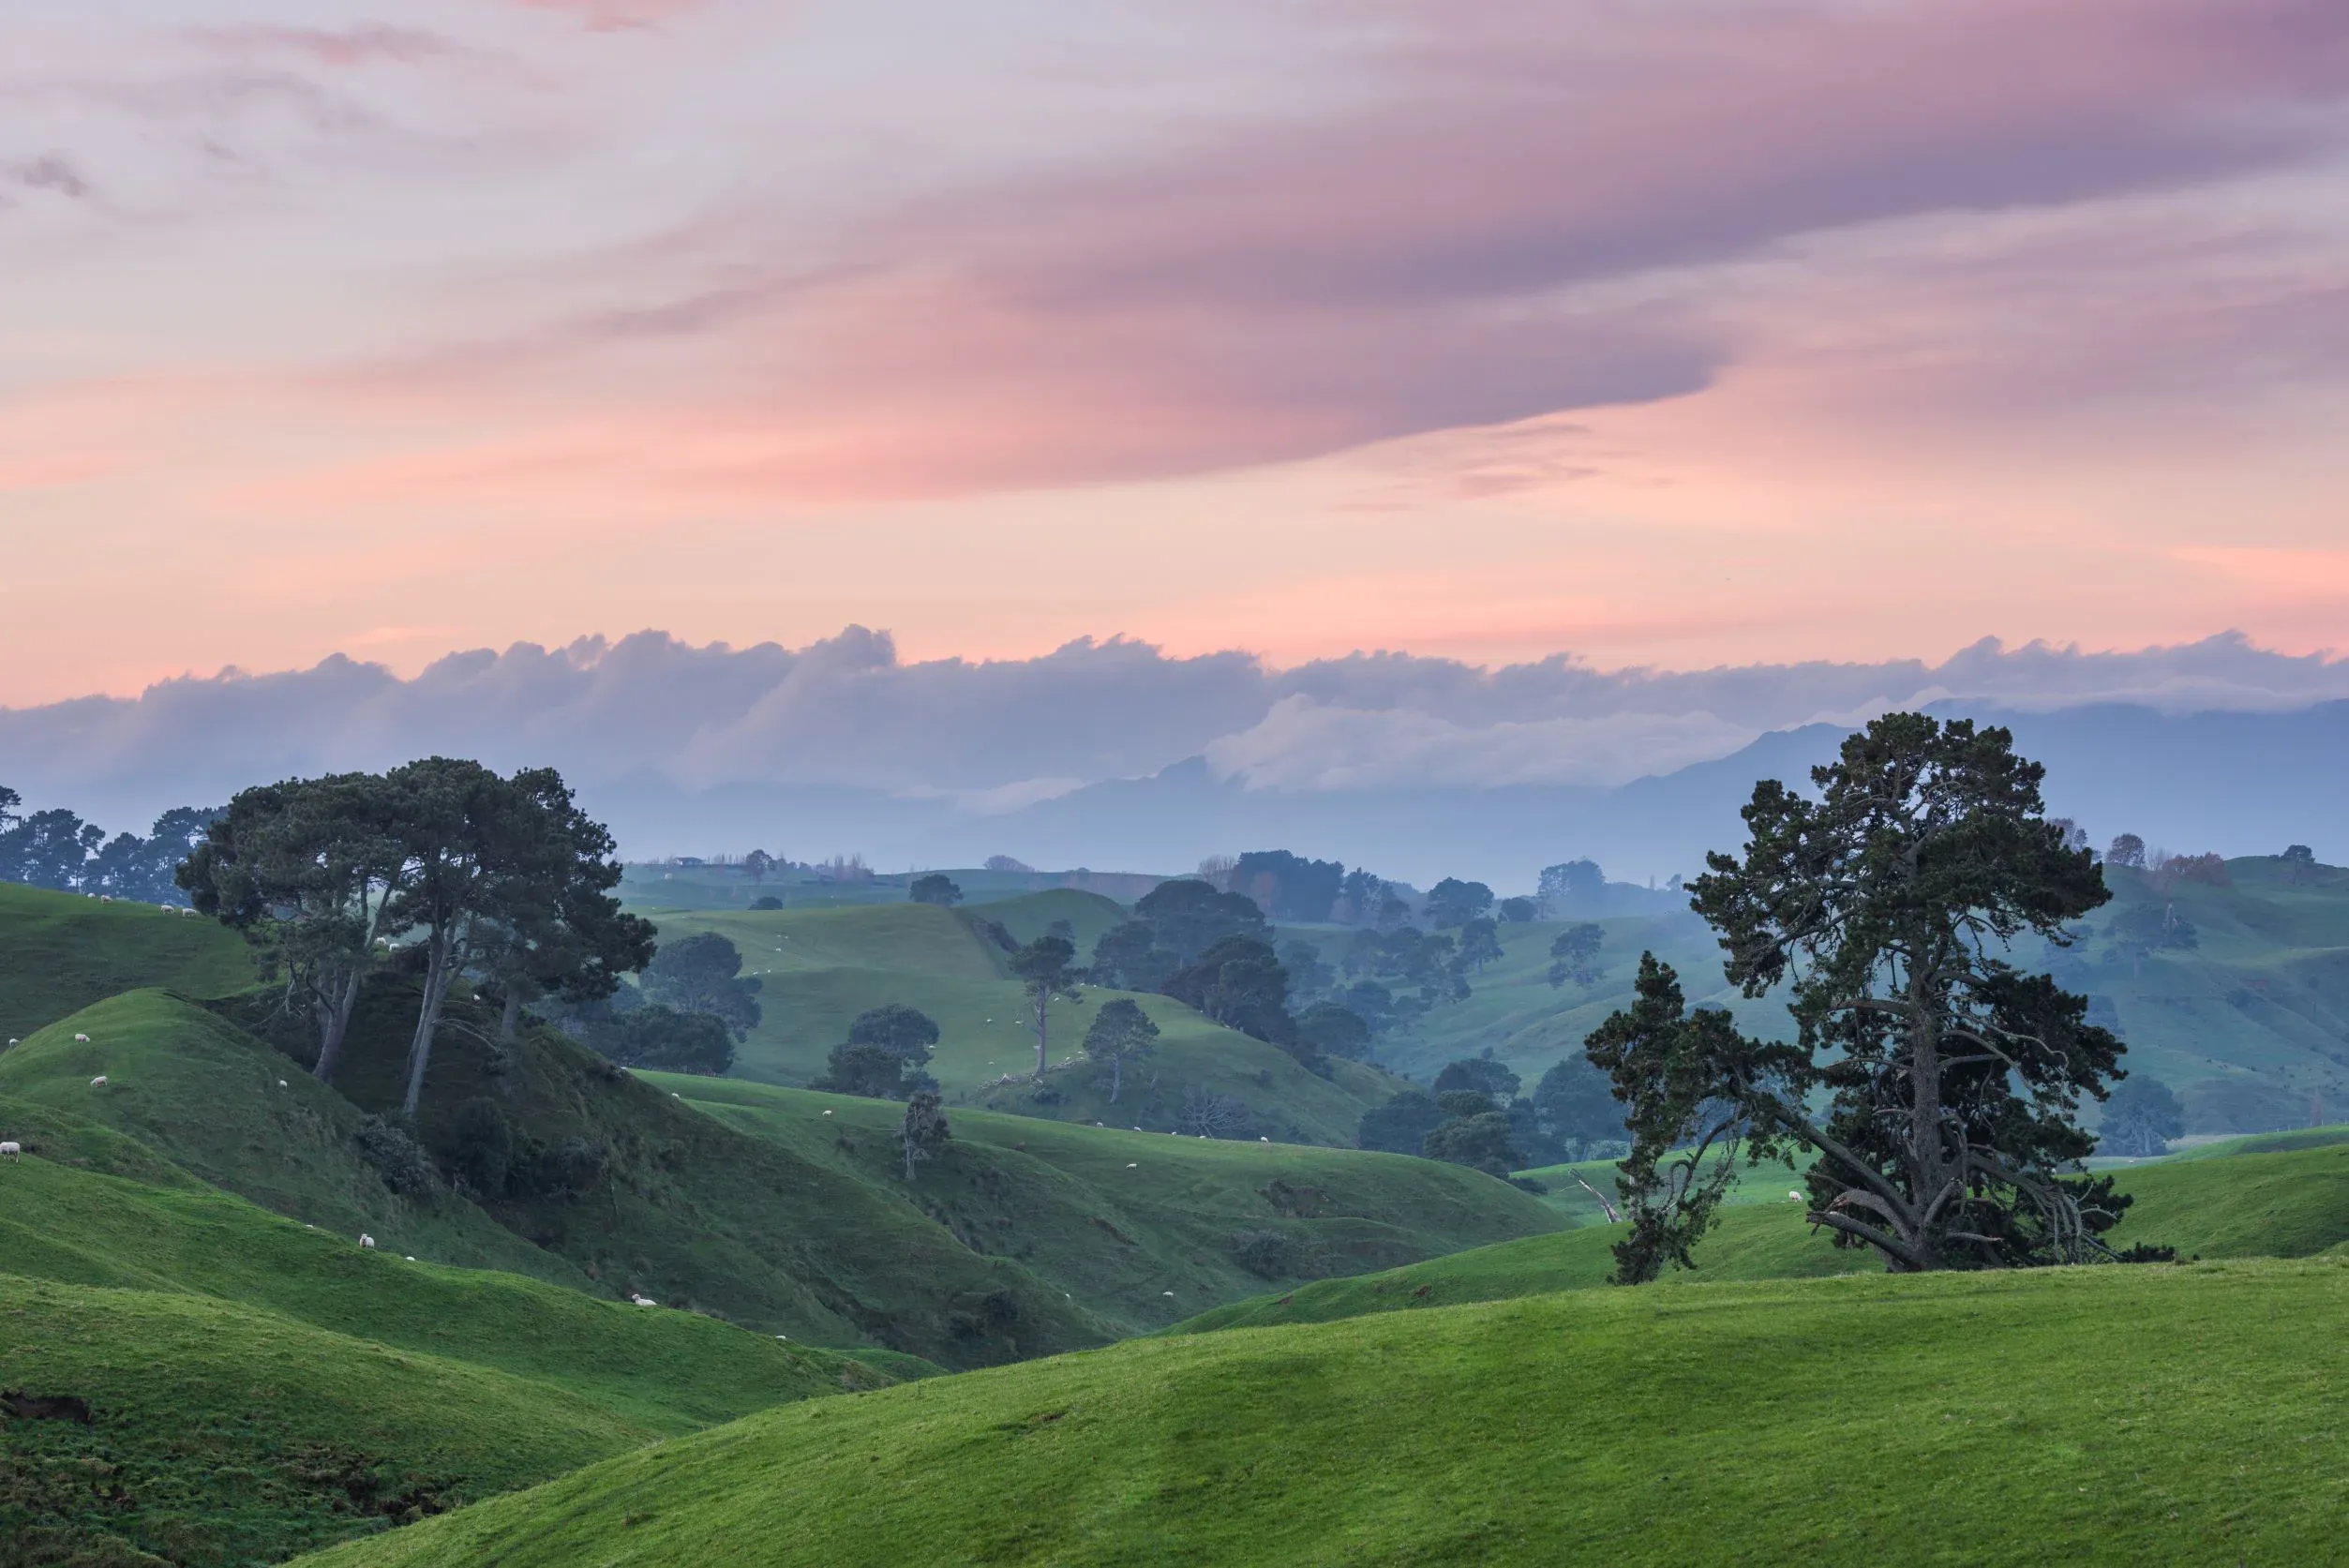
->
[
  {"left": 1032, "top": 991, "right": 1049, "bottom": 1080},
  {"left": 402, "top": 933, "right": 456, "bottom": 1117},
  {"left": 1902, "top": 957, "right": 1945, "bottom": 1272},
  {"left": 312, "top": 968, "right": 366, "bottom": 1084},
  {"left": 1109, "top": 1053, "right": 1121, "bottom": 1103},
  {"left": 903, "top": 1129, "right": 917, "bottom": 1182},
  {"left": 499, "top": 987, "right": 523, "bottom": 1046}
]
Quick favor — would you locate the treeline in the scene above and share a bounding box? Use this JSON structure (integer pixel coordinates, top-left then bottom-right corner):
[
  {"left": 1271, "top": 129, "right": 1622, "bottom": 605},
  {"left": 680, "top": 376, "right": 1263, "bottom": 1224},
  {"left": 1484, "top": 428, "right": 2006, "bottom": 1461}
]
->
[
  {"left": 0, "top": 785, "right": 217, "bottom": 903},
  {"left": 173, "top": 760, "right": 651, "bottom": 1114}
]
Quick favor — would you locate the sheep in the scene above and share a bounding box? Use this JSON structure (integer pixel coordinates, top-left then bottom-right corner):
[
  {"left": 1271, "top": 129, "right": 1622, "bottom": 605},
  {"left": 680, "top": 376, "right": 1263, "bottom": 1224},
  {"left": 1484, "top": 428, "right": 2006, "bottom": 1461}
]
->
[
  {"left": 1, "top": 1142, "right": 20, "bottom": 1162},
  {"left": 359, "top": 1233, "right": 375, "bottom": 1249},
  {"left": 98, "top": 895, "right": 112, "bottom": 903},
  {"left": 405, "top": 1256, "right": 416, "bottom": 1262},
  {"left": 73, "top": 1034, "right": 89, "bottom": 1043},
  {"left": 1126, "top": 1162, "right": 1139, "bottom": 1169},
  {"left": 1788, "top": 1190, "right": 1805, "bottom": 1202},
  {"left": 89, "top": 1075, "right": 106, "bottom": 1088},
  {"left": 632, "top": 1294, "right": 659, "bottom": 1307},
  {"left": 1260, "top": 1136, "right": 1270, "bottom": 1142}
]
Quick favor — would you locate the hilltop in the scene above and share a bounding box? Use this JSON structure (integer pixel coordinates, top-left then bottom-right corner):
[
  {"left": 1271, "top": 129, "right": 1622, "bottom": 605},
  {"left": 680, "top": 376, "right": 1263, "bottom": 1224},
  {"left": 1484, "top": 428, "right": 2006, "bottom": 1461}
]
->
[
  {"left": 0, "top": 879, "right": 250, "bottom": 1042},
  {"left": 296, "top": 1259, "right": 2349, "bottom": 1568}
]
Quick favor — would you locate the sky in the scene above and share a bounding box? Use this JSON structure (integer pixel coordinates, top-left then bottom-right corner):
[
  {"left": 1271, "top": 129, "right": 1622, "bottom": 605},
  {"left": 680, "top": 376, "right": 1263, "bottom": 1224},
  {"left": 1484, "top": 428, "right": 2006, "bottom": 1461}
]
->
[{"left": 6, "top": 0, "right": 2349, "bottom": 708}]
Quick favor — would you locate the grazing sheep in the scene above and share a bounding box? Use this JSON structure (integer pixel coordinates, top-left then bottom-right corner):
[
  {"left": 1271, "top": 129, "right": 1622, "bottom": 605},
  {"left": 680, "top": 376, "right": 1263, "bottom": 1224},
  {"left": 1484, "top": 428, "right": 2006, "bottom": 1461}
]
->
[
  {"left": 88, "top": 1075, "right": 106, "bottom": 1088},
  {"left": 1, "top": 1142, "right": 20, "bottom": 1162},
  {"left": 632, "top": 1294, "right": 659, "bottom": 1307},
  {"left": 73, "top": 1034, "right": 89, "bottom": 1043},
  {"left": 822, "top": 1109, "right": 832, "bottom": 1116},
  {"left": 1260, "top": 1136, "right": 1270, "bottom": 1142},
  {"left": 1788, "top": 1190, "right": 1805, "bottom": 1202},
  {"left": 359, "top": 1233, "right": 375, "bottom": 1249},
  {"left": 1126, "top": 1162, "right": 1139, "bottom": 1169},
  {"left": 277, "top": 1079, "right": 288, "bottom": 1088},
  {"left": 405, "top": 1256, "right": 416, "bottom": 1262},
  {"left": 98, "top": 895, "right": 112, "bottom": 903}
]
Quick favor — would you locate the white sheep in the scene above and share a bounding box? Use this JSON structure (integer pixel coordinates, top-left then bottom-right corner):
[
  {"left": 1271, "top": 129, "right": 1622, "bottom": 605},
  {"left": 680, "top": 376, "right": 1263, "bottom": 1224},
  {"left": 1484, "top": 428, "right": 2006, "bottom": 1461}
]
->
[
  {"left": 1126, "top": 1162, "right": 1138, "bottom": 1169},
  {"left": 1, "top": 1141, "right": 20, "bottom": 1162},
  {"left": 360, "top": 1233, "right": 376, "bottom": 1249},
  {"left": 89, "top": 1075, "right": 107, "bottom": 1088},
  {"left": 98, "top": 895, "right": 112, "bottom": 903},
  {"left": 1788, "top": 1190, "right": 1805, "bottom": 1202},
  {"left": 405, "top": 1255, "right": 416, "bottom": 1262},
  {"left": 822, "top": 1109, "right": 832, "bottom": 1115},
  {"left": 632, "top": 1294, "right": 659, "bottom": 1307},
  {"left": 277, "top": 1080, "right": 288, "bottom": 1088},
  {"left": 74, "top": 1033, "right": 90, "bottom": 1043},
  {"left": 1260, "top": 1136, "right": 1270, "bottom": 1142}
]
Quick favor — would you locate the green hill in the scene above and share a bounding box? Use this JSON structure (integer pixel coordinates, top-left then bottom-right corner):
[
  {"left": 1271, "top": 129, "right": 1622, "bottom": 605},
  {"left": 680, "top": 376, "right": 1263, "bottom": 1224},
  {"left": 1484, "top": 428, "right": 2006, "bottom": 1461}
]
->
[
  {"left": 656, "top": 1075, "right": 1563, "bottom": 1334},
  {"left": 645, "top": 894, "right": 1411, "bottom": 1145},
  {"left": 0, "top": 1274, "right": 651, "bottom": 1567},
  {"left": 1170, "top": 1198, "right": 1872, "bottom": 1335},
  {"left": 296, "top": 1260, "right": 2349, "bottom": 1568},
  {"left": 1181, "top": 1131, "right": 2349, "bottom": 1337},
  {"left": 0, "top": 1150, "right": 913, "bottom": 1432},
  {"left": 0, "top": 879, "right": 250, "bottom": 1043},
  {"left": 0, "top": 991, "right": 580, "bottom": 1283}
]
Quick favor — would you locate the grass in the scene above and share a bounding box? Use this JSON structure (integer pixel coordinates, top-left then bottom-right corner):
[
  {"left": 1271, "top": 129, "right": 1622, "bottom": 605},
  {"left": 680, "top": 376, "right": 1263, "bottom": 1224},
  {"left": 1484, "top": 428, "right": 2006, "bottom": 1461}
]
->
[
  {"left": 1178, "top": 1129, "right": 2349, "bottom": 1337},
  {"left": 296, "top": 1259, "right": 2349, "bottom": 1567},
  {"left": 0, "top": 991, "right": 583, "bottom": 1284},
  {"left": 654, "top": 1075, "right": 1563, "bottom": 1335},
  {"left": 0, "top": 880, "right": 250, "bottom": 1043},
  {"left": 1167, "top": 1199, "right": 1873, "bottom": 1334},
  {"left": 0, "top": 1151, "right": 917, "bottom": 1432},
  {"left": 0, "top": 1273, "right": 651, "bottom": 1568}
]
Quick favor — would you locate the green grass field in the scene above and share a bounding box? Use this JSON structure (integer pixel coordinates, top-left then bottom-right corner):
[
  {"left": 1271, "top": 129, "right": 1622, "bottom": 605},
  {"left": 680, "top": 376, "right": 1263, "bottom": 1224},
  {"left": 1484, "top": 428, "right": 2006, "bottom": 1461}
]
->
[
  {"left": 0, "top": 880, "right": 251, "bottom": 1042},
  {"left": 296, "top": 1259, "right": 2349, "bottom": 1568},
  {"left": 655, "top": 1075, "right": 1562, "bottom": 1335}
]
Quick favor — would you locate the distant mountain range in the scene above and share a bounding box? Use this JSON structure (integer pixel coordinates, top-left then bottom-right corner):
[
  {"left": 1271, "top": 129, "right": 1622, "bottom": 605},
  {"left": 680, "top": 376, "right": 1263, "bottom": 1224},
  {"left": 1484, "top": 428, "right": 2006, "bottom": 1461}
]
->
[{"left": 581, "top": 700, "right": 2348, "bottom": 889}]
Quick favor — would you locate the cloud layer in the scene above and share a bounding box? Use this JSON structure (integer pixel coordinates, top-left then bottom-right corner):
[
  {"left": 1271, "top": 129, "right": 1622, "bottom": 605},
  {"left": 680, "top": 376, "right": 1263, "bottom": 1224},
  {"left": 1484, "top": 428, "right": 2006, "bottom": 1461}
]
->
[{"left": 6, "top": 630, "right": 2345, "bottom": 844}]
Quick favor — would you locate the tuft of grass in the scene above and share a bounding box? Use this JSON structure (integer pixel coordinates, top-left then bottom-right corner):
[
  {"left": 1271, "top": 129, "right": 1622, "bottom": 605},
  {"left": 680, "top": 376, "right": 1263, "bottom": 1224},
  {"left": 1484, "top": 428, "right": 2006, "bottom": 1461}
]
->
[{"left": 294, "top": 1260, "right": 2349, "bottom": 1568}]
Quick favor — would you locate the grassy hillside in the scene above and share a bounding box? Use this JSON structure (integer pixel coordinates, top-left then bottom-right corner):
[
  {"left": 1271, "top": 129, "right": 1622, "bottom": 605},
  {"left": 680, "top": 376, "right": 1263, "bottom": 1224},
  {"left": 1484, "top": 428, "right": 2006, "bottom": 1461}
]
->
[
  {"left": 0, "top": 1273, "right": 651, "bottom": 1568},
  {"left": 0, "top": 879, "right": 249, "bottom": 1042},
  {"left": 1170, "top": 1199, "right": 1871, "bottom": 1334},
  {"left": 0, "top": 991, "right": 582, "bottom": 1284},
  {"left": 1182, "top": 1131, "right": 2349, "bottom": 1337},
  {"left": 2053, "top": 857, "right": 2349, "bottom": 1132},
  {"left": 0, "top": 1151, "right": 914, "bottom": 1432},
  {"left": 300, "top": 1261, "right": 2349, "bottom": 1568},
  {"left": 646, "top": 894, "right": 1409, "bottom": 1145},
  {"left": 657, "top": 1075, "right": 1562, "bottom": 1334}
]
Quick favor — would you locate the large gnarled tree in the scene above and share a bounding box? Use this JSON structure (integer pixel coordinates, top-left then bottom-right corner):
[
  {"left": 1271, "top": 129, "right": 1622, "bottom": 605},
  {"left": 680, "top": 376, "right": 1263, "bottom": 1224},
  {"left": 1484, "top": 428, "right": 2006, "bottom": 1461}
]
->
[{"left": 1588, "top": 714, "right": 2126, "bottom": 1281}]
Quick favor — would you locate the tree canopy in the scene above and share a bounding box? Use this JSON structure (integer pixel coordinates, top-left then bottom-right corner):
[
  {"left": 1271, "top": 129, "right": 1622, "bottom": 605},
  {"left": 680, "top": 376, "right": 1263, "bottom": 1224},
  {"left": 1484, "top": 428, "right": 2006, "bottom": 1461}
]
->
[
  {"left": 642, "top": 932, "right": 764, "bottom": 1040},
  {"left": 908, "top": 874, "right": 963, "bottom": 906},
  {"left": 1081, "top": 997, "right": 1160, "bottom": 1102},
  {"left": 1588, "top": 714, "right": 2125, "bottom": 1282},
  {"left": 1009, "top": 933, "right": 1083, "bottom": 1080},
  {"left": 1423, "top": 877, "right": 1494, "bottom": 931}
]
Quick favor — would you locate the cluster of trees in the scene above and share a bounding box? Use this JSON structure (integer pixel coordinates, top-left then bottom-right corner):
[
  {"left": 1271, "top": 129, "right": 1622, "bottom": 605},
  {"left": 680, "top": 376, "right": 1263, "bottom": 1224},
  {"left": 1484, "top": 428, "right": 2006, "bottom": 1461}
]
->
[
  {"left": 1082, "top": 879, "right": 1365, "bottom": 1077},
  {"left": 1578, "top": 714, "right": 2152, "bottom": 1283},
  {"left": 178, "top": 760, "right": 651, "bottom": 1114},
  {"left": 545, "top": 929, "right": 763, "bottom": 1075},
  {"left": 1358, "top": 1053, "right": 1624, "bottom": 1176},
  {"left": 0, "top": 787, "right": 219, "bottom": 903}
]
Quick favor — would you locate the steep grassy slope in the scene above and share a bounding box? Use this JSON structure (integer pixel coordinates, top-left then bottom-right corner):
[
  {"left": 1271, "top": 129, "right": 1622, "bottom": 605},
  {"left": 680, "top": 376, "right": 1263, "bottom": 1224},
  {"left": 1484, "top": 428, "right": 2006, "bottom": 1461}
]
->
[
  {"left": 303, "top": 1261, "right": 2349, "bottom": 1568},
  {"left": 657, "top": 1076, "right": 1562, "bottom": 1334},
  {"left": 0, "top": 992, "right": 581, "bottom": 1284},
  {"left": 0, "top": 880, "right": 249, "bottom": 1041},
  {"left": 0, "top": 1151, "right": 913, "bottom": 1432},
  {"left": 2106, "top": 1137, "right": 2349, "bottom": 1260},
  {"left": 0, "top": 1274, "right": 651, "bottom": 1568},
  {"left": 0, "top": 986, "right": 1107, "bottom": 1368},
  {"left": 647, "top": 895, "right": 1407, "bottom": 1144}
]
